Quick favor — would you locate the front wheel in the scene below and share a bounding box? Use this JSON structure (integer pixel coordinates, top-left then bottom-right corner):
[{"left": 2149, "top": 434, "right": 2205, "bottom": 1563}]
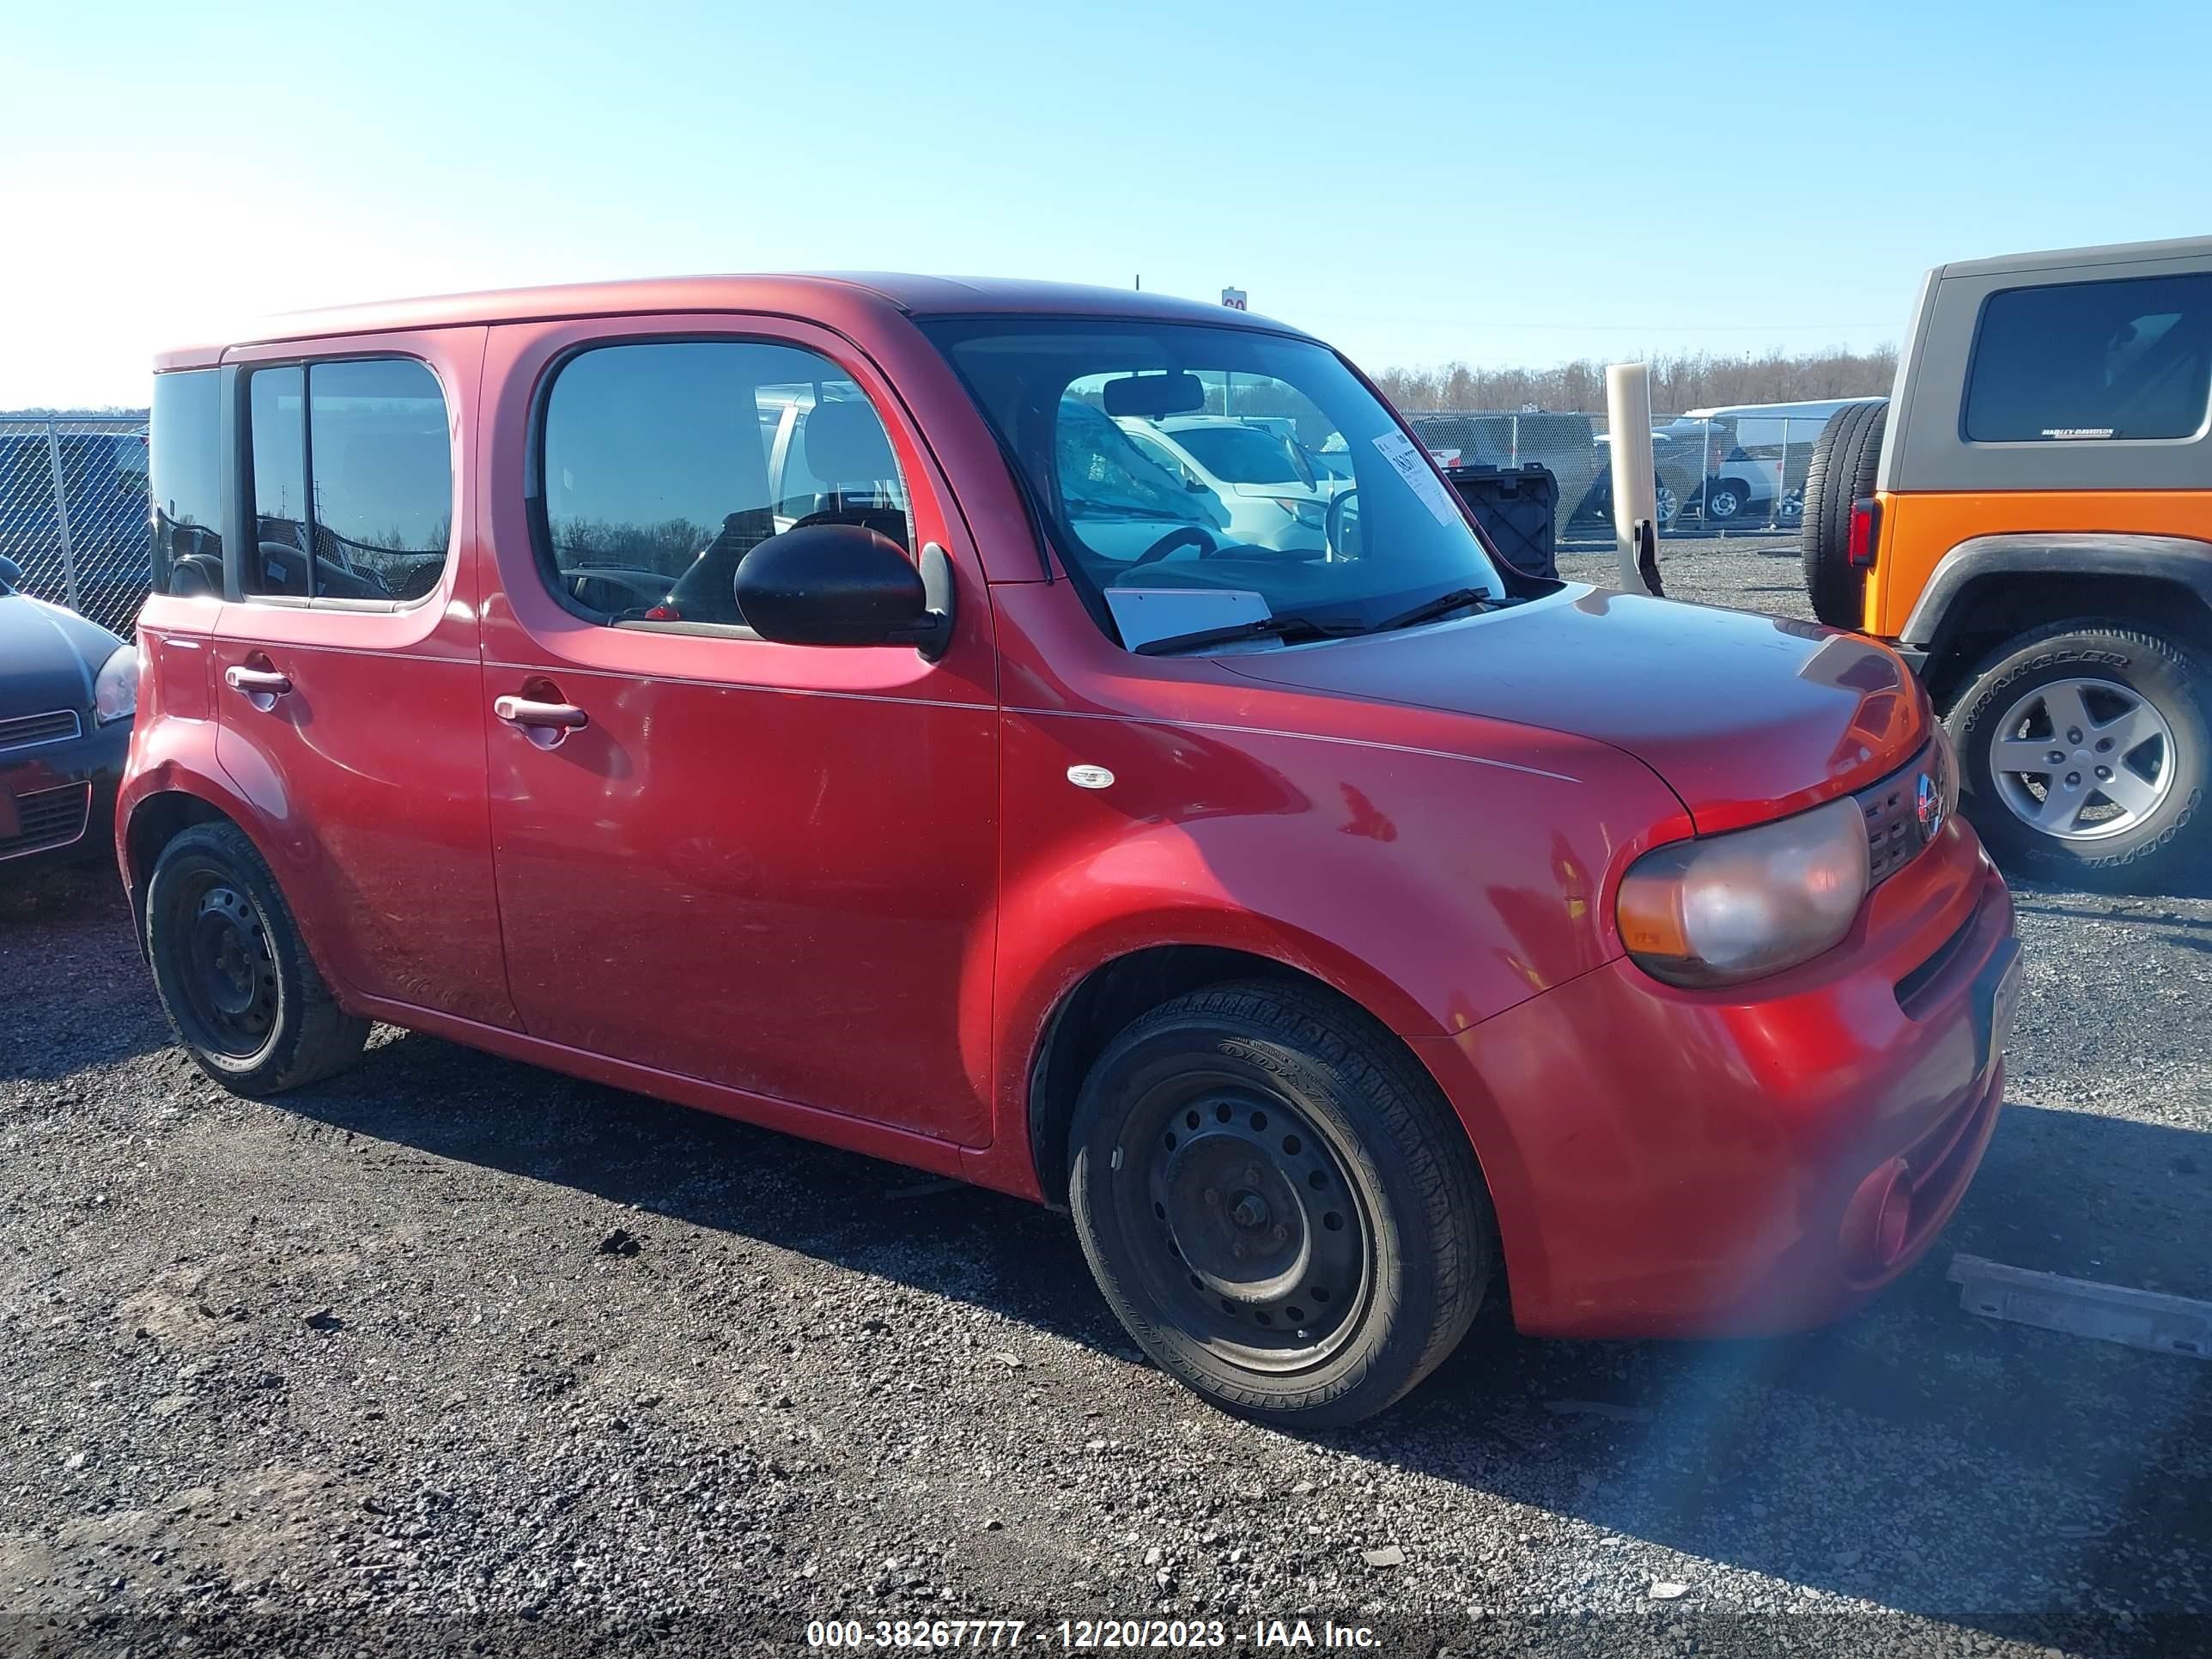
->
[
  {"left": 145, "top": 821, "right": 369, "bottom": 1094},
  {"left": 1945, "top": 619, "right": 2209, "bottom": 886},
  {"left": 1702, "top": 481, "right": 1744, "bottom": 522},
  {"left": 1068, "top": 981, "right": 1493, "bottom": 1425}
]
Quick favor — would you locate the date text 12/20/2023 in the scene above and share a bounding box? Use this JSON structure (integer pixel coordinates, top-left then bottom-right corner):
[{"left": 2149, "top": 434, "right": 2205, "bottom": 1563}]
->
[{"left": 805, "top": 1618, "right": 1381, "bottom": 1649}]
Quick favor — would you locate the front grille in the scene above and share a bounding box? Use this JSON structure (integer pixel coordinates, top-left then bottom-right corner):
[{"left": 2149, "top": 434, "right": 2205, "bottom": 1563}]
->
[
  {"left": 1855, "top": 739, "right": 1948, "bottom": 887},
  {"left": 0, "top": 708, "right": 81, "bottom": 752},
  {"left": 0, "top": 782, "right": 92, "bottom": 860}
]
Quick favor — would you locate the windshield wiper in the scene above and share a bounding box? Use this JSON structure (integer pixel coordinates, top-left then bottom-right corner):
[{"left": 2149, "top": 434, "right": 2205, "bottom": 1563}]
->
[
  {"left": 1132, "top": 613, "right": 1357, "bottom": 657},
  {"left": 1367, "top": 586, "right": 1518, "bottom": 635}
]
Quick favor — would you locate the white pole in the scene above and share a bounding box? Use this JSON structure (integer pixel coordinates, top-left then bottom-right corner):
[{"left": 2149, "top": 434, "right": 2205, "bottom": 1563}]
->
[
  {"left": 1605, "top": 363, "right": 1658, "bottom": 592},
  {"left": 1770, "top": 417, "right": 1790, "bottom": 530}
]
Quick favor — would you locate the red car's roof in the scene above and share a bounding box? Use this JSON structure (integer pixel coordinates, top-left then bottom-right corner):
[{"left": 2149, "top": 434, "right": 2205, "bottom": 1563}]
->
[{"left": 154, "top": 274, "right": 1307, "bottom": 369}]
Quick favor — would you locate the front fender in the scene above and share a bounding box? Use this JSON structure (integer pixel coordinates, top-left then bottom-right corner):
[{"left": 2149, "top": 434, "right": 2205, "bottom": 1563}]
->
[{"left": 980, "top": 704, "right": 1688, "bottom": 1194}]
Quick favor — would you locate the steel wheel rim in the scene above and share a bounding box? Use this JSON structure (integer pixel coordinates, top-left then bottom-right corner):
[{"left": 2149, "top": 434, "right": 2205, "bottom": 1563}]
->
[
  {"left": 171, "top": 876, "right": 280, "bottom": 1056},
  {"left": 1707, "top": 487, "right": 1740, "bottom": 519},
  {"left": 1989, "top": 675, "right": 2177, "bottom": 842},
  {"left": 1114, "top": 1073, "right": 1372, "bottom": 1373}
]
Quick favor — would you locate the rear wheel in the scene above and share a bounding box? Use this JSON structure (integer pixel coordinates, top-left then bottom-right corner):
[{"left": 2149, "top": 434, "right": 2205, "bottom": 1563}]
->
[
  {"left": 1945, "top": 619, "right": 2210, "bottom": 885},
  {"left": 1703, "top": 481, "right": 1745, "bottom": 522},
  {"left": 1800, "top": 399, "right": 1888, "bottom": 627},
  {"left": 145, "top": 822, "right": 368, "bottom": 1094},
  {"left": 1068, "top": 981, "right": 1493, "bottom": 1426}
]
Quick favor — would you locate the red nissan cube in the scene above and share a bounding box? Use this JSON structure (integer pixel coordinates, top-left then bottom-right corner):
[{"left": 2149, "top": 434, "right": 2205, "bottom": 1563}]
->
[{"left": 121, "top": 276, "right": 2020, "bottom": 1424}]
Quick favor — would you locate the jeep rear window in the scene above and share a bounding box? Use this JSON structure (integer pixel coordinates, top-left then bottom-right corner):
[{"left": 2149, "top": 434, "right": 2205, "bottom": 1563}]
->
[{"left": 1963, "top": 273, "right": 2212, "bottom": 442}]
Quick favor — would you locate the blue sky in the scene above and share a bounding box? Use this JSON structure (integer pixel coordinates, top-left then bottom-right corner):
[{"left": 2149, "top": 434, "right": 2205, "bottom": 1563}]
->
[{"left": 5, "top": 0, "right": 2207, "bottom": 405}]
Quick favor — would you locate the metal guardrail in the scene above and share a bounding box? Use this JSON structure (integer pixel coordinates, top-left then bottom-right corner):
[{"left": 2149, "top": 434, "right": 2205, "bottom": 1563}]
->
[{"left": 0, "top": 416, "right": 151, "bottom": 635}]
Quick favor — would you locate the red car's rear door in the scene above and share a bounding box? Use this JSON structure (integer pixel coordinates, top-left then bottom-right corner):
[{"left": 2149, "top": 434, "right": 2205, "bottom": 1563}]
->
[{"left": 209, "top": 327, "right": 517, "bottom": 1031}]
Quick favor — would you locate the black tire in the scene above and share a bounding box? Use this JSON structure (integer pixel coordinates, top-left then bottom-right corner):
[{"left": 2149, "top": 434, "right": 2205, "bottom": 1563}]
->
[
  {"left": 1800, "top": 399, "right": 1888, "bottom": 627},
  {"left": 1067, "top": 980, "right": 1494, "bottom": 1426},
  {"left": 1944, "top": 619, "right": 2210, "bottom": 887},
  {"left": 1703, "top": 479, "right": 1745, "bottom": 522},
  {"left": 144, "top": 821, "right": 369, "bottom": 1094}
]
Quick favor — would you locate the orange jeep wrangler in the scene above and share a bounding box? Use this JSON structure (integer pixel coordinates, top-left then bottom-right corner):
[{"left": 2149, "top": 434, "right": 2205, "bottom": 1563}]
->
[{"left": 1802, "top": 236, "right": 2210, "bottom": 885}]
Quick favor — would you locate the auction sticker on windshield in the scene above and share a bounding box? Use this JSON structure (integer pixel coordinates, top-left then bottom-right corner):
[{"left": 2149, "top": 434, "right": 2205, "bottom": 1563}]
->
[
  {"left": 1103, "top": 587, "right": 1272, "bottom": 651},
  {"left": 1371, "top": 430, "right": 1463, "bottom": 527}
]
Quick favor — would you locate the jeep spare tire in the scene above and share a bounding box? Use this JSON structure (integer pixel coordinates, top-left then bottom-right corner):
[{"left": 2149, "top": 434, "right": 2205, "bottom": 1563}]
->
[{"left": 1800, "top": 398, "right": 1888, "bottom": 628}]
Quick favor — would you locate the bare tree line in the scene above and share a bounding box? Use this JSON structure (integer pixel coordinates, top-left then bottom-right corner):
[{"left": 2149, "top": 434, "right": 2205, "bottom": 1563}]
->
[{"left": 1371, "top": 346, "right": 1900, "bottom": 415}]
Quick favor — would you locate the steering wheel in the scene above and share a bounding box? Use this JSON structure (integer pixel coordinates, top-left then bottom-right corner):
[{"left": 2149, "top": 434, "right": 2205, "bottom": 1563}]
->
[
  {"left": 1130, "top": 525, "right": 1219, "bottom": 567},
  {"left": 1324, "top": 487, "right": 1361, "bottom": 560}
]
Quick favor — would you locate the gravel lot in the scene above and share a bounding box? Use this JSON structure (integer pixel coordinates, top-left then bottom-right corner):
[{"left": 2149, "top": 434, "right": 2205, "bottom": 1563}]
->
[{"left": 3, "top": 538, "right": 2207, "bottom": 1657}]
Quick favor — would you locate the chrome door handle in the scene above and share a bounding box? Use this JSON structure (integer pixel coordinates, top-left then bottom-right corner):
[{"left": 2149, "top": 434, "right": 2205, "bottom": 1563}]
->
[
  {"left": 223, "top": 665, "right": 292, "bottom": 710},
  {"left": 494, "top": 695, "right": 589, "bottom": 749}
]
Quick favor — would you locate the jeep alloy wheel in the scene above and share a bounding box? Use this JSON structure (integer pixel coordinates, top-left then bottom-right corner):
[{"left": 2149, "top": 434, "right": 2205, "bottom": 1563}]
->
[{"left": 1987, "top": 676, "right": 2176, "bottom": 841}]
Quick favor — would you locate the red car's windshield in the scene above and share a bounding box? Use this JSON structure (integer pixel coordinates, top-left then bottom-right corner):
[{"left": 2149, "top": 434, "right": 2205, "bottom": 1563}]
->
[{"left": 924, "top": 318, "right": 1507, "bottom": 648}]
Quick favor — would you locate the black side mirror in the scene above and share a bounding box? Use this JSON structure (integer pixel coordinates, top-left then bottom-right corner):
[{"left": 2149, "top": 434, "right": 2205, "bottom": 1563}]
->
[
  {"left": 0, "top": 555, "right": 19, "bottom": 592},
  {"left": 733, "top": 524, "right": 954, "bottom": 660}
]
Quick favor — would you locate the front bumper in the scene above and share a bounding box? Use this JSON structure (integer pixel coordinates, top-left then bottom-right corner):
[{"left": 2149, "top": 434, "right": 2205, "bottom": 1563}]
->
[
  {"left": 1419, "top": 816, "right": 2016, "bottom": 1339},
  {"left": 0, "top": 718, "right": 129, "bottom": 875}
]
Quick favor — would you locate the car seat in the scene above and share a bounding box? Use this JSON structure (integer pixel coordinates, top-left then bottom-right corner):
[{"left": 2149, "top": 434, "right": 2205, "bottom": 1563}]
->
[{"left": 789, "top": 399, "right": 909, "bottom": 548}]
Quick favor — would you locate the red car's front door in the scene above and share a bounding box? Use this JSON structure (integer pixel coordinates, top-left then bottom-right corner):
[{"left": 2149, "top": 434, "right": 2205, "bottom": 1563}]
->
[{"left": 477, "top": 317, "right": 1000, "bottom": 1147}]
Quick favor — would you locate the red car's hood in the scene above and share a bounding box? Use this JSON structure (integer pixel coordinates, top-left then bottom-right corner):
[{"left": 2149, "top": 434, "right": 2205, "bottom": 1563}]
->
[{"left": 1221, "top": 586, "right": 1924, "bottom": 832}]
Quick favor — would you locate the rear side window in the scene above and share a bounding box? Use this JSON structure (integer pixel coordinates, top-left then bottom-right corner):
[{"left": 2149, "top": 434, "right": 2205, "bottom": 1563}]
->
[
  {"left": 538, "top": 341, "right": 911, "bottom": 629},
  {"left": 248, "top": 367, "right": 310, "bottom": 596},
  {"left": 1963, "top": 274, "right": 2212, "bottom": 442},
  {"left": 150, "top": 369, "right": 223, "bottom": 595},
  {"left": 242, "top": 356, "right": 453, "bottom": 604}
]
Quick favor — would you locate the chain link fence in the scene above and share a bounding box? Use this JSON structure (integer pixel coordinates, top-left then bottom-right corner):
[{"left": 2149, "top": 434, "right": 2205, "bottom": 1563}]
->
[
  {"left": 0, "top": 416, "right": 152, "bottom": 635},
  {"left": 1402, "top": 408, "right": 1827, "bottom": 544}
]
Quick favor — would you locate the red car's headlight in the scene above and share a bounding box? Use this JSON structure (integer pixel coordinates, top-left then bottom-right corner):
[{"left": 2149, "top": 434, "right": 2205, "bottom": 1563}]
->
[{"left": 1617, "top": 797, "right": 1870, "bottom": 988}]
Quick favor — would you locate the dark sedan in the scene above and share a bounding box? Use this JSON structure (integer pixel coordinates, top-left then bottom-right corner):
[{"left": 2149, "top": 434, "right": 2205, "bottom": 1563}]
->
[{"left": 0, "top": 555, "right": 134, "bottom": 874}]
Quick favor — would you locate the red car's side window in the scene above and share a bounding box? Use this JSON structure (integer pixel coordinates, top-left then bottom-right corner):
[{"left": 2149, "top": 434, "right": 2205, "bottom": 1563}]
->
[
  {"left": 536, "top": 339, "right": 914, "bottom": 631},
  {"left": 237, "top": 356, "right": 453, "bottom": 608}
]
